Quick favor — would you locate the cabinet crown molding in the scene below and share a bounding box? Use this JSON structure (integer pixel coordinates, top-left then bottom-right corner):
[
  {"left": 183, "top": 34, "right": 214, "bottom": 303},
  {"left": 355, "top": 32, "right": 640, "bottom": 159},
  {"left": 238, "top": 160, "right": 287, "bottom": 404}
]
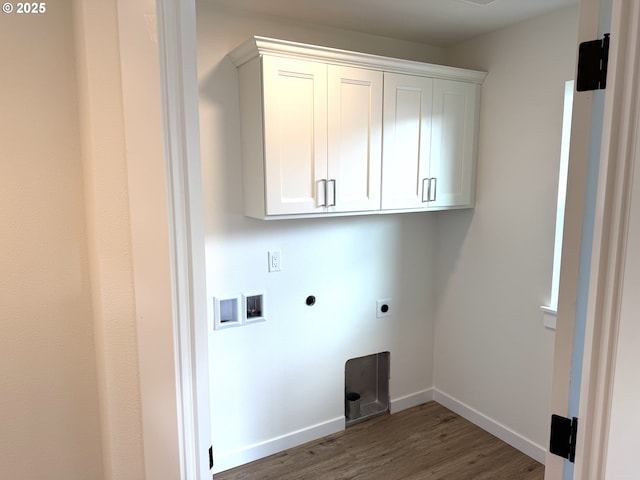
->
[{"left": 229, "top": 36, "right": 487, "bottom": 84}]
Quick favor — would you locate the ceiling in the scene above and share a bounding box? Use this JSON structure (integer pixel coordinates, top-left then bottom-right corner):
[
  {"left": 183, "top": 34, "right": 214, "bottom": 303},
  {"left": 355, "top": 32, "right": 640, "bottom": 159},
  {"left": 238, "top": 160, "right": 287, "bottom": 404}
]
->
[{"left": 210, "top": 0, "right": 578, "bottom": 47}]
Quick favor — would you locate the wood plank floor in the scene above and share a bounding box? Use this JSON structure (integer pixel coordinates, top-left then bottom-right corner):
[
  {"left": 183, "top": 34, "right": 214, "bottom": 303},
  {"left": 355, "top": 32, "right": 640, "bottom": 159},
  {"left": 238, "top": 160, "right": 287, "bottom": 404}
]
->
[{"left": 215, "top": 402, "right": 544, "bottom": 480}]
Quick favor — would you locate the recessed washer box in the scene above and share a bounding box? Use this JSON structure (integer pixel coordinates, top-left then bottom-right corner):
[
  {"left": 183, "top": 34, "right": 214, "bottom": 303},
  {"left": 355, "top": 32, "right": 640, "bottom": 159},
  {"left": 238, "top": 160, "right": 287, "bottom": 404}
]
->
[
  {"left": 243, "top": 291, "right": 266, "bottom": 324},
  {"left": 213, "top": 295, "right": 241, "bottom": 330}
]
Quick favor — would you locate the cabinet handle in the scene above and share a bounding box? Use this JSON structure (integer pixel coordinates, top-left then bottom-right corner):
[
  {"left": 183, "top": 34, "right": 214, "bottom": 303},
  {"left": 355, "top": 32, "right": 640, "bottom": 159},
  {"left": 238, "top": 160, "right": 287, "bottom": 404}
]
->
[
  {"left": 422, "top": 178, "right": 429, "bottom": 203},
  {"left": 430, "top": 177, "right": 437, "bottom": 202},
  {"left": 328, "top": 179, "right": 337, "bottom": 207},
  {"left": 319, "top": 179, "right": 327, "bottom": 207}
]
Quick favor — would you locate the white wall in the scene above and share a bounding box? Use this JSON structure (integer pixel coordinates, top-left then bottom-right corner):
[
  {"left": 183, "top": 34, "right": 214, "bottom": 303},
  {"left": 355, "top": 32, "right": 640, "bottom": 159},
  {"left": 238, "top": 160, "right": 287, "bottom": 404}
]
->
[
  {"left": 73, "top": 0, "right": 181, "bottom": 478},
  {"left": 0, "top": 5, "right": 104, "bottom": 479},
  {"left": 72, "top": 1, "right": 147, "bottom": 478},
  {"left": 0, "top": 1, "right": 185, "bottom": 479},
  {"left": 196, "top": 4, "right": 441, "bottom": 471},
  {"left": 435, "top": 6, "right": 579, "bottom": 454},
  {"left": 76, "top": 0, "right": 184, "bottom": 478}
]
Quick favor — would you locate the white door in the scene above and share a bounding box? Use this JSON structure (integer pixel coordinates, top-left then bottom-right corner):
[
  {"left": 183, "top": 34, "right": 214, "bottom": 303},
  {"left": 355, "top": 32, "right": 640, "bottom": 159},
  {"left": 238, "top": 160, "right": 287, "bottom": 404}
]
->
[
  {"left": 545, "top": 21, "right": 606, "bottom": 480},
  {"left": 327, "top": 65, "right": 383, "bottom": 212},
  {"left": 429, "top": 79, "right": 479, "bottom": 209},
  {"left": 381, "top": 72, "right": 433, "bottom": 210},
  {"left": 262, "top": 56, "right": 328, "bottom": 215}
]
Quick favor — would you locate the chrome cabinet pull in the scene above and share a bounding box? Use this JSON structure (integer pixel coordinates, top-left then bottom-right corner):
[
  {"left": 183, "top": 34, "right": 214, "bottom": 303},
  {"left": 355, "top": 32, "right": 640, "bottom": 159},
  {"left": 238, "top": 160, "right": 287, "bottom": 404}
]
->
[
  {"left": 328, "top": 179, "right": 337, "bottom": 207},
  {"left": 422, "top": 178, "right": 429, "bottom": 203},
  {"left": 319, "top": 179, "right": 327, "bottom": 207},
  {"left": 430, "top": 177, "right": 437, "bottom": 202}
]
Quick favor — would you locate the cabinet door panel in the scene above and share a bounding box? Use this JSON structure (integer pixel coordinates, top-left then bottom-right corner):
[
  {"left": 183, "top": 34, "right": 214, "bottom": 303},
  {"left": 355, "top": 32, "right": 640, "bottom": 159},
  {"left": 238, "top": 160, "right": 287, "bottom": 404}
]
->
[
  {"left": 430, "top": 79, "right": 479, "bottom": 208},
  {"left": 327, "top": 65, "right": 383, "bottom": 212},
  {"left": 381, "top": 73, "right": 433, "bottom": 210},
  {"left": 262, "top": 56, "right": 327, "bottom": 214}
]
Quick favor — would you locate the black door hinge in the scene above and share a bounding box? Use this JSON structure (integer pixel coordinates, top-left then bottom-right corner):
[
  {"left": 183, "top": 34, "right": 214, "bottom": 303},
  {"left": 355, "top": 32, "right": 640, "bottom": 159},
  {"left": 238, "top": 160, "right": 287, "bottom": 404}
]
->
[
  {"left": 550, "top": 414, "right": 578, "bottom": 463},
  {"left": 576, "top": 33, "right": 610, "bottom": 91},
  {"left": 209, "top": 446, "right": 213, "bottom": 470}
]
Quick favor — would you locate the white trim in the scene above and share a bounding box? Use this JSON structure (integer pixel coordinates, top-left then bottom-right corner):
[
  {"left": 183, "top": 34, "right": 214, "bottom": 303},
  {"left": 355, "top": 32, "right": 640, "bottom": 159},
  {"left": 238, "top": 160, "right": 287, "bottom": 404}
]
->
[
  {"left": 390, "top": 388, "right": 434, "bottom": 413},
  {"left": 228, "top": 36, "right": 488, "bottom": 83},
  {"left": 212, "top": 417, "right": 345, "bottom": 474},
  {"left": 433, "top": 389, "right": 547, "bottom": 464},
  {"left": 574, "top": 1, "right": 640, "bottom": 478},
  {"left": 156, "top": 0, "right": 211, "bottom": 478}
]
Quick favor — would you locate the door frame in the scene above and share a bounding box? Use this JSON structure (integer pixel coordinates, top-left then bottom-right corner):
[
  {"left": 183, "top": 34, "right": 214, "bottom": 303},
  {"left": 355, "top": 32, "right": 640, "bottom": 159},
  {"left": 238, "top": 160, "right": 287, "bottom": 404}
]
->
[
  {"left": 156, "top": 0, "right": 211, "bottom": 478},
  {"left": 155, "top": 0, "right": 640, "bottom": 478},
  {"left": 573, "top": 1, "right": 640, "bottom": 478},
  {"left": 546, "top": 0, "right": 640, "bottom": 478}
]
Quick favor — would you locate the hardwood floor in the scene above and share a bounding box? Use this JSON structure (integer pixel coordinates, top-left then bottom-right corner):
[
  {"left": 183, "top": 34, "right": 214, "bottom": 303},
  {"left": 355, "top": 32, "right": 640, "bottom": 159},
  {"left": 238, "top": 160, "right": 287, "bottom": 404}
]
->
[{"left": 215, "top": 402, "right": 544, "bottom": 480}]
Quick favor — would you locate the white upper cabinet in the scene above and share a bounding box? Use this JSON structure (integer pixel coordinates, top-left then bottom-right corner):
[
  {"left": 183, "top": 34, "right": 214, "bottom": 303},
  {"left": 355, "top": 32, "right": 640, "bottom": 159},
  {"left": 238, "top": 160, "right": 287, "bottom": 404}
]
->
[
  {"left": 429, "top": 79, "right": 480, "bottom": 209},
  {"left": 262, "top": 58, "right": 383, "bottom": 215},
  {"left": 381, "top": 75, "right": 480, "bottom": 211},
  {"left": 262, "top": 56, "right": 328, "bottom": 215},
  {"left": 381, "top": 73, "right": 433, "bottom": 210},
  {"left": 229, "top": 36, "right": 486, "bottom": 219},
  {"left": 328, "top": 66, "right": 383, "bottom": 213}
]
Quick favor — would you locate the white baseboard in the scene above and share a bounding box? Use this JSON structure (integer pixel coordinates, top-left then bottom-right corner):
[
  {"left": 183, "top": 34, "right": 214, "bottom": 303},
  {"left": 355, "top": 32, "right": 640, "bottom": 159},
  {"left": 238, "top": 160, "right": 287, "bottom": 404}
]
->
[
  {"left": 433, "top": 389, "right": 546, "bottom": 464},
  {"left": 390, "top": 388, "right": 434, "bottom": 414},
  {"left": 212, "top": 416, "right": 344, "bottom": 474}
]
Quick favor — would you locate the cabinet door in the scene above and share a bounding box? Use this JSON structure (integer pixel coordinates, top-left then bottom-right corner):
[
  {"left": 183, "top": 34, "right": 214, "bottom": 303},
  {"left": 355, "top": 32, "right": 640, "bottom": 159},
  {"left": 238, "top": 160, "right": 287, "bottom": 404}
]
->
[
  {"left": 327, "top": 66, "right": 383, "bottom": 212},
  {"left": 429, "top": 79, "right": 479, "bottom": 208},
  {"left": 381, "top": 73, "right": 433, "bottom": 210},
  {"left": 262, "top": 56, "right": 328, "bottom": 215}
]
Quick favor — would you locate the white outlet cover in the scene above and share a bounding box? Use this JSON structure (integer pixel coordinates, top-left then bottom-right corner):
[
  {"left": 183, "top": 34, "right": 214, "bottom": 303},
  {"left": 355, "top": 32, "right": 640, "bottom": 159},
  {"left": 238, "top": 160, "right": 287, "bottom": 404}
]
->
[
  {"left": 268, "top": 250, "right": 281, "bottom": 272},
  {"left": 377, "top": 299, "right": 392, "bottom": 318}
]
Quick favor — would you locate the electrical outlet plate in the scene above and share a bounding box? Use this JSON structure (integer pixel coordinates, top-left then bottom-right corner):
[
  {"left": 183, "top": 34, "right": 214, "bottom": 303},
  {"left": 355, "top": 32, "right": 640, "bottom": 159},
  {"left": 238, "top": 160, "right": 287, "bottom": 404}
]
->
[
  {"left": 377, "top": 299, "right": 392, "bottom": 318},
  {"left": 268, "top": 250, "right": 281, "bottom": 272}
]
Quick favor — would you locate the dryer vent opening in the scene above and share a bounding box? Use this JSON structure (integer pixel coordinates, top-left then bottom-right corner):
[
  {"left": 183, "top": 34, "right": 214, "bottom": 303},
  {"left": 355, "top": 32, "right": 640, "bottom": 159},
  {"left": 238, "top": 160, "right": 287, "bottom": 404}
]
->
[{"left": 345, "top": 352, "right": 390, "bottom": 426}]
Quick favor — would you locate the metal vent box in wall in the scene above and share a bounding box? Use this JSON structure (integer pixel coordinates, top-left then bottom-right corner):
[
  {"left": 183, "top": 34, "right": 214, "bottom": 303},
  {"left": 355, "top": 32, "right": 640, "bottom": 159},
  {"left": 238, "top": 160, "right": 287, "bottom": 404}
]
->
[{"left": 345, "top": 352, "right": 390, "bottom": 426}]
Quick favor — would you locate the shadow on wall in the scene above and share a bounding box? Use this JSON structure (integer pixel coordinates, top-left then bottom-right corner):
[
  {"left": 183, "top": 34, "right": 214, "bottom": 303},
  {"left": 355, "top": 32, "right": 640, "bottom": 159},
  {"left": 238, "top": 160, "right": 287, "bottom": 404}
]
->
[
  {"left": 199, "top": 55, "right": 247, "bottom": 234},
  {"left": 433, "top": 209, "right": 474, "bottom": 312}
]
